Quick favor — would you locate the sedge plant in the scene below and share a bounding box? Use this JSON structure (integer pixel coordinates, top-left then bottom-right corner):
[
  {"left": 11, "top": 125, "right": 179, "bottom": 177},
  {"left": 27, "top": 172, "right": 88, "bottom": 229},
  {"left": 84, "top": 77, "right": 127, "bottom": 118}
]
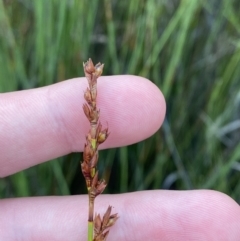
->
[{"left": 81, "top": 59, "right": 118, "bottom": 241}]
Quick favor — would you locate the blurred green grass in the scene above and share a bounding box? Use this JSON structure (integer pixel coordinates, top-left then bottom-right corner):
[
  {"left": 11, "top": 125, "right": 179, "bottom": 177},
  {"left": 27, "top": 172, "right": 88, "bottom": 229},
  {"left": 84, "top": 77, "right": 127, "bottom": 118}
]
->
[{"left": 0, "top": 0, "right": 240, "bottom": 203}]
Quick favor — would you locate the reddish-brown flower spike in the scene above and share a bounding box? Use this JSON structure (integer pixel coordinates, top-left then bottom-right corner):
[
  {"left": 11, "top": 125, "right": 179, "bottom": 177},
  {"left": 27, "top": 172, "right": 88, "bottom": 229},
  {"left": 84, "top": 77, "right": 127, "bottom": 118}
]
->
[
  {"left": 84, "top": 88, "right": 92, "bottom": 105},
  {"left": 81, "top": 162, "right": 91, "bottom": 189},
  {"left": 101, "top": 206, "right": 119, "bottom": 231},
  {"left": 95, "top": 180, "right": 107, "bottom": 196},
  {"left": 83, "top": 104, "right": 99, "bottom": 123},
  {"left": 90, "top": 87, "right": 97, "bottom": 102},
  {"left": 84, "top": 58, "right": 95, "bottom": 75},
  {"left": 90, "top": 109, "right": 100, "bottom": 124},
  {"left": 94, "top": 63, "right": 104, "bottom": 78},
  {"left": 97, "top": 128, "right": 110, "bottom": 144},
  {"left": 102, "top": 206, "right": 112, "bottom": 228},
  {"left": 106, "top": 213, "right": 119, "bottom": 229},
  {"left": 97, "top": 231, "right": 109, "bottom": 241},
  {"left": 103, "top": 230, "right": 109, "bottom": 241},
  {"left": 91, "top": 171, "right": 99, "bottom": 188},
  {"left": 86, "top": 133, "right": 92, "bottom": 142},
  {"left": 96, "top": 122, "right": 102, "bottom": 136},
  {"left": 94, "top": 214, "right": 102, "bottom": 236},
  {"left": 81, "top": 161, "right": 90, "bottom": 176},
  {"left": 82, "top": 59, "right": 118, "bottom": 241},
  {"left": 94, "top": 213, "right": 110, "bottom": 241},
  {"left": 83, "top": 144, "right": 94, "bottom": 164},
  {"left": 91, "top": 152, "right": 99, "bottom": 168},
  {"left": 83, "top": 103, "right": 91, "bottom": 120}
]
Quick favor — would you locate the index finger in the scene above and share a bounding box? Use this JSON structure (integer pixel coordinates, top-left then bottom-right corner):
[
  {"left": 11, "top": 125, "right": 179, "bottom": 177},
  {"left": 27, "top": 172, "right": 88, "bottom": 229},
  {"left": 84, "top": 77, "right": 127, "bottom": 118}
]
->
[{"left": 0, "top": 76, "right": 166, "bottom": 177}]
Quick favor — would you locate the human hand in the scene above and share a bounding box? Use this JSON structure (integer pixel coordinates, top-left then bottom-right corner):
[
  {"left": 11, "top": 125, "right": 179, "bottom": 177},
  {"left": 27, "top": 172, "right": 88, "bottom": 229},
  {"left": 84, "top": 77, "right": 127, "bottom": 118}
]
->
[{"left": 0, "top": 76, "right": 239, "bottom": 240}]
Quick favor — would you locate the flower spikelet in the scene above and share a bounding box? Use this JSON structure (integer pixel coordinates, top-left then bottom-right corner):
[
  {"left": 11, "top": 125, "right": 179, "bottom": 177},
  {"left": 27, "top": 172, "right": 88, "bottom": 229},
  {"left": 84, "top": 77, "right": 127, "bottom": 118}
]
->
[
  {"left": 93, "top": 206, "right": 118, "bottom": 241},
  {"left": 81, "top": 59, "right": 118, "bottom": 240}
]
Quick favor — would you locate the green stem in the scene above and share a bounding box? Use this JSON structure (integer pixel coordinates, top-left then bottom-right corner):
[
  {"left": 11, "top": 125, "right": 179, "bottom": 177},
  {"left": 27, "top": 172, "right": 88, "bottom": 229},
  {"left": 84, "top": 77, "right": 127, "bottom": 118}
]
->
[
  {"left": 88, "top": 221, "right": 93, "bottom": 241},
  {"left": 88, "top": 190, "right": 94, "bottom": 241}
]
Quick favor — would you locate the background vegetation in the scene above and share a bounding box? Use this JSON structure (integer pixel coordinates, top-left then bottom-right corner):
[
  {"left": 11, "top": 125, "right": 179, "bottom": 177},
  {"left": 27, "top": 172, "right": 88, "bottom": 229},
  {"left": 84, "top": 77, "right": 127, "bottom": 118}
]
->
[{"left": 0, "top": 0, "right": 240, "bottom": 203}]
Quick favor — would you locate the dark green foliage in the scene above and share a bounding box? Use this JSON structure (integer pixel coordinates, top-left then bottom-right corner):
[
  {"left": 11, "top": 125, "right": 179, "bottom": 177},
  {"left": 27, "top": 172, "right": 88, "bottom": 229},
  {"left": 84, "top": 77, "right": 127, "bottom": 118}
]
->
[{"left": 0, "top": 0, "right": 240, "bottom": 203}]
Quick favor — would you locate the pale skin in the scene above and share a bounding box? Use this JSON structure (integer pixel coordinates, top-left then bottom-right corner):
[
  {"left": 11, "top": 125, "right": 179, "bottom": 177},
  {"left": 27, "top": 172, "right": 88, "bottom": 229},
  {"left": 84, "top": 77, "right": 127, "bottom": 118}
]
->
[{"left": 0, "top": 76, "right": 240, "bottom": 241}]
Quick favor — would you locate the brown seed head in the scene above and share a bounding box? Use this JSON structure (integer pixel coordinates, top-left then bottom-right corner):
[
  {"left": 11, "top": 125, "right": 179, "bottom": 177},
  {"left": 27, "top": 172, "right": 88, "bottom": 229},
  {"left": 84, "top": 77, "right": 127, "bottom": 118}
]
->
[
  {"left": 94, "top": 214, "right": 102, "bottom": 236},
  {"left": 94, "top": 231, "right": 109, "bottom": 241},
  {"left": 102, "top": 206, "right": 118, "bottom": 229},
  {"left": 102, "top": 206, "right": 112, "bottom": 228},
  {"left": 91, "top": 152, "right": 99, "bottom": 168},
  {"left": 95, "top": 179, "right": 107, "bottom": 196},
  {"left": 81, "top": 161, "right": 91, "bottom": 188},
  {"left": 83, "top": 58, "right": 95, "bottom": 75},
  {"left": 94, "top": 63, "right": 104, "bottom": 78},
  {"left": 84, "top": 88, "right": 92, "bottom": 105},
  {"left": 90, "top": 109, "right": 100, "bottom": 124},
  {"left": 86, "top": 132, "right": 92, "bottom": 143},
  {"left": 93, "top": 206, "right": 118, "bottom": 241},
  {"left": 106, "top": 213, "right": 119, "bottom": 229},
  {"left": 97, "top": 128, "right": 109, "bottom": 144},
  {"left": 83, "top": 143, "right": 94, "bottom": 164},
  {"left": 90, "top": 87, "right": 97, "bottom": 101},
  {"left": 96, "top": 122, "right": 102, "bottom": 136},
  {"left": 83, "top": 103, "right": 91, "bottom": 120},
  {"left": 91, "top": 171, "right": 99, "bottom": 188},
  {"left": 102, "top": 231, "right": 109, "bottom": 241},
  {"left": 82, "top": 59, "right": 117, "bottom": 240},
  {"left": 83, "top": 103, "right": 99, "bottom": 123}
]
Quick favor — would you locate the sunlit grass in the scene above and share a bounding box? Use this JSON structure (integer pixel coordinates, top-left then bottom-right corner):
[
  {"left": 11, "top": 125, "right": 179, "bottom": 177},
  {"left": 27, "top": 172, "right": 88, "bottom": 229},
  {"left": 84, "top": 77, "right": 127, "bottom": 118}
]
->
[{"left": 0, "top": 0, "right": 240, "bottom": 203}]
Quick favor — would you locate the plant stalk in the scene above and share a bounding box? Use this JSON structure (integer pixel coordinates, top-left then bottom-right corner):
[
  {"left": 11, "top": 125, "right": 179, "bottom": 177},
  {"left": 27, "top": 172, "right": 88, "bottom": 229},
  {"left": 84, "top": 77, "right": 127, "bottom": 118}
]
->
[
  {"left": 88, "top": 190, "right": 95, "bottom": 240},
  {"left": 88, "top": 221, "right": 93, "bottom": 241},
  {"left": 81, "top": 59, "right": 118, "bottom": 241}
]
